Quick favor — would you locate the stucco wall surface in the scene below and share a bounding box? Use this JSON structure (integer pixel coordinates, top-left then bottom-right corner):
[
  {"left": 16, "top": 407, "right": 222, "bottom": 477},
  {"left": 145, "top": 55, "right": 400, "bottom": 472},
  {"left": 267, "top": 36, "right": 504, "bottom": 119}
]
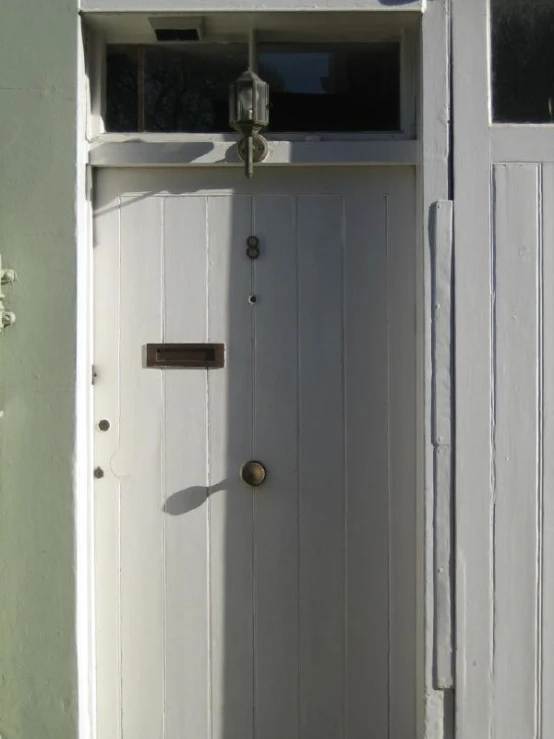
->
[{"left": 0, "top": 1, "right": 78, "bottom": 737}]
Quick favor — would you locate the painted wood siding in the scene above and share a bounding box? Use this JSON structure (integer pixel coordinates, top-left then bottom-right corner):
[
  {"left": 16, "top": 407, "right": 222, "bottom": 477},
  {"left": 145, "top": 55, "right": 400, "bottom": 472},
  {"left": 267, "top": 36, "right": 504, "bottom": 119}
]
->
[{"left": 491, "top": 162, "right": 554, "bottom": 739}]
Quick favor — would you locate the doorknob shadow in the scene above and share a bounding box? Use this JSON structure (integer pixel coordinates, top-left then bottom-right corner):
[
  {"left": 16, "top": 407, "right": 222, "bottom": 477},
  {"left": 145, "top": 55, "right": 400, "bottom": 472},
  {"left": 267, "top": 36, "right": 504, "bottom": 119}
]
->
[{"left": 163, "top": 479, "right": 230, "bottom": 515}]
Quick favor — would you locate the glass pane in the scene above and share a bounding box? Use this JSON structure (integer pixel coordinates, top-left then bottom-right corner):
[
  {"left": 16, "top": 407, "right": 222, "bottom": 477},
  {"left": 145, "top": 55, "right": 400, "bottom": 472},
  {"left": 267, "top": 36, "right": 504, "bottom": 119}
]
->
[
  {"left": 105, "top": 42, "right": 401, "bottom": 133},
  {"left": 259, "top": 43, "right": 400, "bottom": 132},
  {"left": 144, "top": 45, "right": 248, "bottom": 132},
  {"left": 106, "top": 46, "right": 139, "bottom": 132},
  {"left": 106, "top": 44, "right": 248, "bottom": 133},
  {"left": 492, "top": 0, "right": 554, "bottom": 123}
]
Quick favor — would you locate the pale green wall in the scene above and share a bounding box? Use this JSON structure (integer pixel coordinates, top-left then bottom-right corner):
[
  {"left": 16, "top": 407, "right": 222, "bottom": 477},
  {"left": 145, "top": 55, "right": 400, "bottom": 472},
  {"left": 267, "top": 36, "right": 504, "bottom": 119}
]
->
[{"left": 0, "top": 1, "right": 78, "bottom": 737}]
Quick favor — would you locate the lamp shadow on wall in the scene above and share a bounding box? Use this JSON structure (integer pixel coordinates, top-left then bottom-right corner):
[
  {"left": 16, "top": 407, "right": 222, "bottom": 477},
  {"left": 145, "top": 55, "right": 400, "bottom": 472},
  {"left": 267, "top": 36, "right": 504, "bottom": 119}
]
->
[{"left": 164, "top": 480, "right": 229, "bottom": 515}]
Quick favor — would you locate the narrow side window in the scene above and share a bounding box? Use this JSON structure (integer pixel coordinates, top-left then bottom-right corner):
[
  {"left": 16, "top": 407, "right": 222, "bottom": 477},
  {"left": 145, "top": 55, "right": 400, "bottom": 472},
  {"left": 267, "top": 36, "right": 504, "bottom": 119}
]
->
[{"left": 492, "top": 0, "right": 554, "bottom": 123}]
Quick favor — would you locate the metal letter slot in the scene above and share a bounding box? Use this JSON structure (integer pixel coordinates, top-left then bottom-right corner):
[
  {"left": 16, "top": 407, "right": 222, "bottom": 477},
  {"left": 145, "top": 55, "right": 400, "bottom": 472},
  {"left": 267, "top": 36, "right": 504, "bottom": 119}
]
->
[{"left": 146, "top": 343, "right": 225, "bottom": 369}]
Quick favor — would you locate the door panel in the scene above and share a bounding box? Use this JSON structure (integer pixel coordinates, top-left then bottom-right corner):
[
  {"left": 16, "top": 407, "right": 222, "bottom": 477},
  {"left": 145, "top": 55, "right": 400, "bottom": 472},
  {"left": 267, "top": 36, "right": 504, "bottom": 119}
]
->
[
  {"left": 163, "top": 195, "right": 210, "bottom": 738},
  {"left": 297, "top": 194, "right": 346, "bottom": 737},
  {"left": 344, "top": 190, "right": 389, "bottom": 738},
  {"left": 252, "top": 195, "right": 299, "bottom": 739},
  {"left": 119, "top": 194, "right": 165, "bottom": 739},
  {"left": 93, "top": 167, "right": 417, "bottom": 739},
  {"left": 208, "top": 195, "right": 255, "bottom": 739}
]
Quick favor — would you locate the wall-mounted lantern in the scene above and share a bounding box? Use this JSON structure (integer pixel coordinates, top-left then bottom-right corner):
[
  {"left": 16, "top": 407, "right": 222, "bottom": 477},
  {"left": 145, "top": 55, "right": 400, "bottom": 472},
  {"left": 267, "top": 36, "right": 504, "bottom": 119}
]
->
[{"left": 229, "top": 69, "right": 270, "bottom": 179}]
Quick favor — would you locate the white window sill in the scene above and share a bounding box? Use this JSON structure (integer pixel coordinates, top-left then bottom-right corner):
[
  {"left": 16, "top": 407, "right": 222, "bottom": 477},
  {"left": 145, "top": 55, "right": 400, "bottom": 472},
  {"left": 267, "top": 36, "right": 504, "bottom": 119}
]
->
[{"left": 88, "top": 134, "right": 419, "bottom": 167}]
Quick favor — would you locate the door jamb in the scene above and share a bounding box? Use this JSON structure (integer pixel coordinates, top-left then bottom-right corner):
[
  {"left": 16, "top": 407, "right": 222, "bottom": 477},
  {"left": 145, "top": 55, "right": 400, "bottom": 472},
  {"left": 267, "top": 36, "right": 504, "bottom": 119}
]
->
[
  {"left": 418, "top": 2, "right": 453, "bottom": 737},
  {"left": 76, "top": 19, "right": 97, "bottom": 739}
]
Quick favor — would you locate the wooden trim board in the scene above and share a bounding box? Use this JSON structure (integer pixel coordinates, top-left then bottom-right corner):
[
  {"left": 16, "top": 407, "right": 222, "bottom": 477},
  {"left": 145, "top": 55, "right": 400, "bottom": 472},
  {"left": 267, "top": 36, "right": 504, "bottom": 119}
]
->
[
  {"left": 493, "top": 126, "right": 554, "bottom": 163},
  {"left": 80, "top": 0, "right": 424, "bottom": 12},
  {"left": 89, "top": 139, "right": 419, "bottom": 167},
  {"left": 452, "top": 0, "right": 494, "bottom": 737}
]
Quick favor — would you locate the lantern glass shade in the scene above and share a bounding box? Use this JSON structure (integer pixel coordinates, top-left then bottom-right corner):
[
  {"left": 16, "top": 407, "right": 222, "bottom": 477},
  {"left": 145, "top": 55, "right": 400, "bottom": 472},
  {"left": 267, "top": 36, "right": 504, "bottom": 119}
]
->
[{"left": 229, "top": 69, "right": 270, "bottom": 131}]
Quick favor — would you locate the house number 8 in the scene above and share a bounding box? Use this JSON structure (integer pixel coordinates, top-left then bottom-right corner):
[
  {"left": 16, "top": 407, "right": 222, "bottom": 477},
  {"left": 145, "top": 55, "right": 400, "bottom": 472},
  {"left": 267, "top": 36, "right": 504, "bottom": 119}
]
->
[{"left": 246, "top": 236, "right": 260, "bottom": 260}]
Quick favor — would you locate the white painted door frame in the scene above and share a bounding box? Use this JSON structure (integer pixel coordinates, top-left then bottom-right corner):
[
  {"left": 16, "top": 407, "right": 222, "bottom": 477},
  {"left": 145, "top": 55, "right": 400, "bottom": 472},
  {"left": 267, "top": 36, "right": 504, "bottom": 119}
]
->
[
  {"left": 75, "top": 3, "right": 452, "bottom": 738},
  {"left": 79, "top": 0, "right": 426, "bottom": 13},
  {"left": 419, "top": 3, "right": 452, "bottom": 736},
  {"left": 451, "top": 3, "right": 492, "bottom": 736}
]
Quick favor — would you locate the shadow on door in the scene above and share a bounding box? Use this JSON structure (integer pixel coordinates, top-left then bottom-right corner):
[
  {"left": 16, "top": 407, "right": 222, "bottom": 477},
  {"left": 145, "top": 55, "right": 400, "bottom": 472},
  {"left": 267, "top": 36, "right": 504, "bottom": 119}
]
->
[{"left": 159, "top": 165, "right": 417, "bottom": 739}]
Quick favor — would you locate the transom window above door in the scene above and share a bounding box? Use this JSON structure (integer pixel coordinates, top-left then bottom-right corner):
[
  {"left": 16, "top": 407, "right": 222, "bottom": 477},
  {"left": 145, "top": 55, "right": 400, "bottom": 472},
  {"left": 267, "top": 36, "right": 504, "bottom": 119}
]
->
[{"left": 105, "top": 42, "right": 402, "bottom": 134}]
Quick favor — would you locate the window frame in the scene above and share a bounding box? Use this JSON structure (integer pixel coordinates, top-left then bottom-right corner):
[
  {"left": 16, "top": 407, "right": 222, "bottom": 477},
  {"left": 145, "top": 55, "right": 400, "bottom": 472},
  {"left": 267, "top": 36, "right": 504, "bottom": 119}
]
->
[
  {"left": 80, "top": 0, "right": 424, "bottom": 12},
  {"left": 85, "top": 13, "right": 419, "bottom": 147}
]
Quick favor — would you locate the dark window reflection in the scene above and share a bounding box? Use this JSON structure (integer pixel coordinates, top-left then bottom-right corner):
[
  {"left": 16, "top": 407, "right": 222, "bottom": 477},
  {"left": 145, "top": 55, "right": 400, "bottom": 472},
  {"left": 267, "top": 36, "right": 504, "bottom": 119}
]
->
[
  {"left": 492, "top": 0, "right": 554, "bottom": 123},
  {"left": 106, "top": 44, "right": 248, "bottom": 133},
  {"left": 144, "top": 45, "right": 248, "bottom": 132},
  {"left": 106, "top": 46, "right": 139, "bottom": 131},
  {"left": 105, "top": 42, "right": 401, "bottom": 133},
  {"left": 259, "top": 43, "right": 400, "bottom": 132}
]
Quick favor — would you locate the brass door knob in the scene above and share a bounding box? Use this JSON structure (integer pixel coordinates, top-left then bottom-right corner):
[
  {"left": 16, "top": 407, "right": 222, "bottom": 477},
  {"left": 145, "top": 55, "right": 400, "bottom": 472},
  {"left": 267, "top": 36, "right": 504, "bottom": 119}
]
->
[{"left": 240, "top": 461, "right": 267, "bottom": 487}]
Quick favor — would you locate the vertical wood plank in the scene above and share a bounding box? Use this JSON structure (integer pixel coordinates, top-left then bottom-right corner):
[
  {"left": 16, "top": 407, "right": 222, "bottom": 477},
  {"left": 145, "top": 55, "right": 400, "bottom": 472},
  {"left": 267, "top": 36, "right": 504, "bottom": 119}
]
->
[
  {"left": 432, "top": 201, "right": 454, "bottom": 450},
  {"left": 432, "top": 201, "right": 454, "bottom": 691},
  {"left": 542, "top": 163, "right": 554, "bottom": 739},
  {"left": 118, "top": 194, "right": 165, "bottom": 739},
  {"left": 93, "top": 173, "right": 123, "bottom": 739},
  {"left": 452, "top": 1, "right": 494, "bottom": 736},
  {"left": 493, "top": 163, "right": 540, "bottom": 739},
  {"left": 163, "top": 195, "right": 209, "bottom": 739},
  {"left": 421, "top": 1, "right": 452, "bottom": 733},
  {"left": 252, "top": 196, "right": 299, "bottom": 739},
  {"left": 387, "top": 171, "right": 418, "bottom": 739},
  {"left": 297, "top": 194, "right": 345, "bottom": 739},
  {"left": 208, "top": 195, "right": 254, "bottom": 739},
  {"left": 344, "top": 191, "right": 389, "bottom": 739}
]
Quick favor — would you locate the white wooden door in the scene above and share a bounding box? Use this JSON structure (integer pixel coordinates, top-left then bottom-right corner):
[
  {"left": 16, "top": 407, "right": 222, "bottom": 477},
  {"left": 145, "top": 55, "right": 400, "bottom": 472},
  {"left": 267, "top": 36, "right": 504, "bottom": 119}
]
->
[{"left": 93, "top": 166, "right": 417, "bottom": 739}]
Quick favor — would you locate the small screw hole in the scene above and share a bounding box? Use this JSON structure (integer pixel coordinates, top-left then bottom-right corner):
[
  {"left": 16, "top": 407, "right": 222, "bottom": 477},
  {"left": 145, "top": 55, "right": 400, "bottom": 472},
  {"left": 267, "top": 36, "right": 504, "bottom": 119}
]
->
[{"left": 248, "top": 295, "right": 257, "bottom": 304}]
